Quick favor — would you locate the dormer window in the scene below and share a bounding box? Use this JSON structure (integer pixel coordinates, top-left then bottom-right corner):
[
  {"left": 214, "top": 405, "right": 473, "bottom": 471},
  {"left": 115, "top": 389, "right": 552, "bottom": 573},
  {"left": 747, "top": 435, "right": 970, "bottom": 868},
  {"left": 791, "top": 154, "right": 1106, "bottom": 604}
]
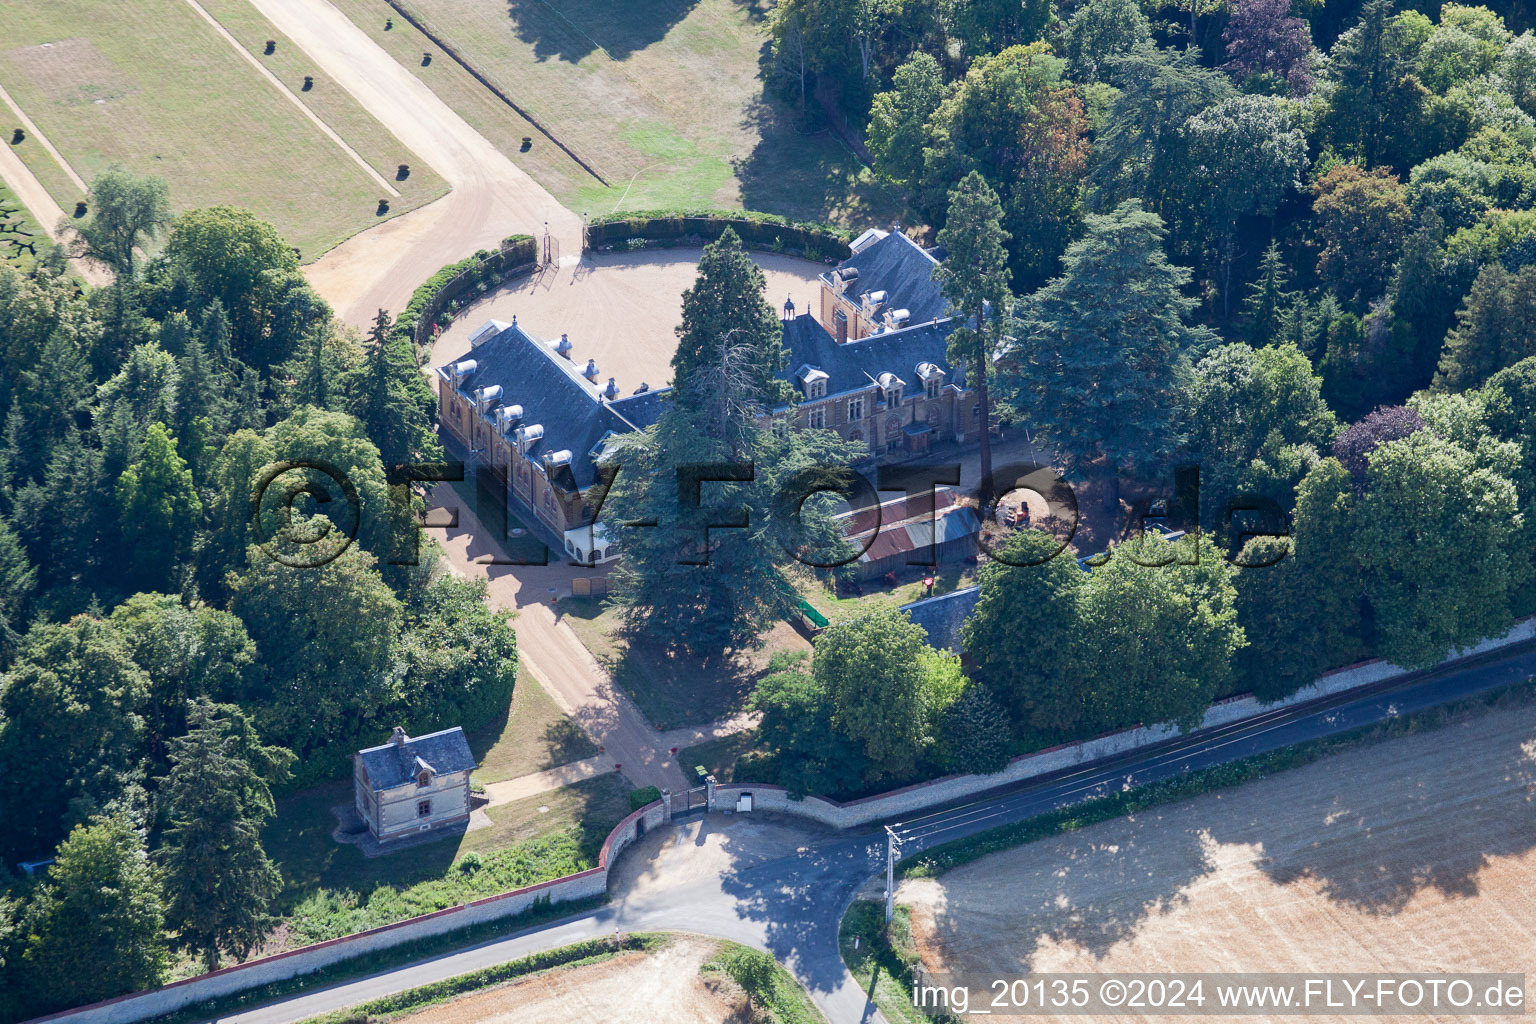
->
[
  {"left": 417, "top": 769, "right": 432, "bottom": 788},
  {"left": 916, "top": 362, "right": 943, "bottom": 399},
  {"left": 798, "top": 365, "right": 829, "bottom": 400},
  {"left": 878, "top": 372, "right": 904, "bottom": 407}
]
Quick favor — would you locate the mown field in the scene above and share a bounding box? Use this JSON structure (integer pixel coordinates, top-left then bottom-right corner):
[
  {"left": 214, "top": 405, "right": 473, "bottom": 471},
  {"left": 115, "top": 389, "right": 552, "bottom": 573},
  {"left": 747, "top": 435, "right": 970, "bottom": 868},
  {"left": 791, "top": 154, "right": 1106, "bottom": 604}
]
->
[
  {"left": 899, "top": 697, "right": 1536, "bottom": 1020},
  {"left": 330, "top": 0, "right": 902, "bottom": 224},
  {"left": 0, "top": 0, "right": 445, "bottom": 259}
]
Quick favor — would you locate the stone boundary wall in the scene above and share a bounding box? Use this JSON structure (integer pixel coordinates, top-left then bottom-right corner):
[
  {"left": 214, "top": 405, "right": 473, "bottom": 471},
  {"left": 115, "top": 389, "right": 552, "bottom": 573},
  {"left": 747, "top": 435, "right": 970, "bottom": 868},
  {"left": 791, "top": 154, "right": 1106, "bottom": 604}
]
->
[
  {"left": 34, "top": 619, "right": 1535, "bottom": 1024},
  {"left": 28, "top": 802, "right": 669, "bottom": 1024},
  {"left": 713, "top": 618, "right": 1536, "bottom": 830}
]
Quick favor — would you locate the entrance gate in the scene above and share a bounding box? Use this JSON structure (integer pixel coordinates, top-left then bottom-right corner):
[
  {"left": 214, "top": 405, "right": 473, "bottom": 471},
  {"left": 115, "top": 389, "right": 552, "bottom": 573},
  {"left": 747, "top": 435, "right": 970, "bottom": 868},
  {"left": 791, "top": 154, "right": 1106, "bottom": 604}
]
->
[{"left": 682, "top": 785, "right": 708, "bottom": 813}]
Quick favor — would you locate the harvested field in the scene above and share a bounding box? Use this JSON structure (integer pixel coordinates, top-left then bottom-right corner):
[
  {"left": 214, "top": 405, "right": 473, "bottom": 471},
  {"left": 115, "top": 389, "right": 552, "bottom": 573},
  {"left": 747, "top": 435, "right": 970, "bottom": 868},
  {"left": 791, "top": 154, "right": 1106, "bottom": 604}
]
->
[
  {"left": 396, "top": 934, "right": 739, "bottom": 1024},
  {"left": 899, "top": 699, "right": 1536, "bottom": 1022},
  {"left": 0, "top": 0, "right": 442, "bottom": 258}
]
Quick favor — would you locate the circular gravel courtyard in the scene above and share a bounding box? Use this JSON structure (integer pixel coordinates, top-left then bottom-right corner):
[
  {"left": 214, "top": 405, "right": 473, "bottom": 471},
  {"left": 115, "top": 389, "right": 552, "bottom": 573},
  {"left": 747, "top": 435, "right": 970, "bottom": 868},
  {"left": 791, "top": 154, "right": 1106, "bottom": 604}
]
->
[{"left": 428, "top": 248, "right": 829, "bottom": 396}]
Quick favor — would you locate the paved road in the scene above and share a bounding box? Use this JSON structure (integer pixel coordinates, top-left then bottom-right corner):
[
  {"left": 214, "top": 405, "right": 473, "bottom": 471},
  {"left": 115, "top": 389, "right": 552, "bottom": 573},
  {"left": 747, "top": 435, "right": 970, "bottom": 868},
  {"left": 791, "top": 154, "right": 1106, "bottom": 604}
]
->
[
  {"left": 205, "top": 642, "right": 1536, "bottom": 1024},
  {"left": 246, "top": 0, "right": 582, "bottom": 328}
]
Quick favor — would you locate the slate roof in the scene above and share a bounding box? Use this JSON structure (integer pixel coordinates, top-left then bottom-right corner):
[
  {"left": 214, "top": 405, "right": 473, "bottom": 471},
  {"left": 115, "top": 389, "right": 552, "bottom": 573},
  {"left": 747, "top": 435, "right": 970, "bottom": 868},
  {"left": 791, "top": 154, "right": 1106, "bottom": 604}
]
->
[
  {"left": 438, "top": 321, "right": 673, "bottom": 490},
  {"left": 779, "top": 313, "right": 961, "bottom": 404},
  {"left": 900, "top": 585, "right": 980, "bottom": 653},
  {"left": 357, "top": 727, "right": 476, "bottom": 791},
  {"left": 820, "top": 231, "right": 951, "bottom": 326}
]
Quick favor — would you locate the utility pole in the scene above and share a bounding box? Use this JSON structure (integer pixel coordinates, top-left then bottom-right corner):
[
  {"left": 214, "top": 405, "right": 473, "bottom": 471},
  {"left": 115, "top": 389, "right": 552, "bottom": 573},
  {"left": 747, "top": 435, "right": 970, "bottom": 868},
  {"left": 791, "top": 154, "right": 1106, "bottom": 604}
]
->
[{"left": 884, "top": 825, "right": 902, "bottom": 924}]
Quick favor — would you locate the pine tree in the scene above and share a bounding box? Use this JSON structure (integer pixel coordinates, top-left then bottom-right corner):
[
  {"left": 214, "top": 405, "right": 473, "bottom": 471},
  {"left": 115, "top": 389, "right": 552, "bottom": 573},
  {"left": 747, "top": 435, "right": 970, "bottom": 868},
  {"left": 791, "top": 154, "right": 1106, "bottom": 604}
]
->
[
  {"left": 670, "top": 228, "right": 790, "bottom": 438},
  {"left": 346, "top": 309, "right": 431, "bottom": 465},
  {"left": 1007, "top": 201, "right": 1215, "bottom": 508},
  {"left": 1241, "top": 241, "right": 1295, "bottom": 346},
  {"left": 1436, "top": 264, "right": 1536, "bottom": 391},
  {"left": 158, "top": 698, "right": 291, "bottom": 971},
  {"left": 934, "top": 171, "right": 1012, "bottom": 507}
]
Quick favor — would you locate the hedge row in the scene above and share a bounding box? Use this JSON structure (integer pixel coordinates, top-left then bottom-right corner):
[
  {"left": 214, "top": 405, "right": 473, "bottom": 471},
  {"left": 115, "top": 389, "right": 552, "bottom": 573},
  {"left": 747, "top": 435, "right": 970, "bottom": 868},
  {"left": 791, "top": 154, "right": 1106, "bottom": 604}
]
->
[
  {"left": 586, "top": 210, "right": 852, "bottom": 262},
  {"left": 296, "top": 934, "right": 658, "bottom": 1024},
  {"left": 395, "top": 234, "right": 537, "bottom": 358}
]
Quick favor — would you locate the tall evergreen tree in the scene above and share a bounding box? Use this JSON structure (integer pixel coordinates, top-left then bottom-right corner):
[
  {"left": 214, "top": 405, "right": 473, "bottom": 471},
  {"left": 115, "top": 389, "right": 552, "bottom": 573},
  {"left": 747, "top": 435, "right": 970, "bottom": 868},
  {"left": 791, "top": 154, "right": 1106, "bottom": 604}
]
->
[
  {"left": 934, "top": 172, "right": 1011, "bottom": 507},
  {"left": 158, "top": 698, "right": 292, "bottom": 971},
  {"left": 1007, "top": 201, "right": 1215, "bottom": 508},
  {"left": 346, "top": 309, "right": 432, "bottom": 466},
  {"left": 1324, "top": 0, "right": 1429, "bottom": 170},
  {"left": 670, "top": 228, "right": 791, "bottom": 430},
  {"left": 1241, "top": 241, "right": 1296, "bottom": 346}
]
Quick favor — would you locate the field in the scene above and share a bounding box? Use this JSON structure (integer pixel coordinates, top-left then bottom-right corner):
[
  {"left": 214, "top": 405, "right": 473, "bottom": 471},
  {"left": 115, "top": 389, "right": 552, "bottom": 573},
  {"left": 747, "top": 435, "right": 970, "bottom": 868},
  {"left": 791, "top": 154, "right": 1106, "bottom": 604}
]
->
[
  {"left": 395, "top": 935, "right": 742, "bottom": 1024},
  {"left": 0, "top": 0, "right": 446, "bottom": 259},
  {"left": 898, "top": 698, "right": 1536, "bottom": 1021},
  {"left": 328, "top": 0, "right": 902, "bottom": 224}
]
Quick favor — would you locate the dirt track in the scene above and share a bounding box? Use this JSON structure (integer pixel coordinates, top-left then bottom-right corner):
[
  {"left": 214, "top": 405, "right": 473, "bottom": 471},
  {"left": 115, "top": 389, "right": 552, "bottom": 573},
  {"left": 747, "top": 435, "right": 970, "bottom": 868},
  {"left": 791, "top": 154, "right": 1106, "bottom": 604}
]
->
[
  {"left": 900, "top": 700, "right": 1536, "bottom": 1023},
  {"left": 397, "top": 934, "right": 738, "bottom": 1024},
  {"left": 246, "top": 0, "right": 581, "bottom": 327}
]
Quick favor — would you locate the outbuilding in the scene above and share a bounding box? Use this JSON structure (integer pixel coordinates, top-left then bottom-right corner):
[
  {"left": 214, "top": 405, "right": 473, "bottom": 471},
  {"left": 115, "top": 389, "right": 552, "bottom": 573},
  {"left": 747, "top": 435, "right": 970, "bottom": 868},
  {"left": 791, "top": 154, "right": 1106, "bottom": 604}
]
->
[{"left": 353, "top": 726, "right": 476, "bottom": 842}]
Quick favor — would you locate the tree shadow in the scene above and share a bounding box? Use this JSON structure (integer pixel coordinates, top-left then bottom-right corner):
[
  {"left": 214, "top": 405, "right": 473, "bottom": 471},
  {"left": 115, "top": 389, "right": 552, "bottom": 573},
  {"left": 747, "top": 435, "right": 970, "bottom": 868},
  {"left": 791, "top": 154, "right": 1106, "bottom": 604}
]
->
[
  {"left": 1211, "top": 708, "right": 1536, "bottom": 917},
  {"left": 598, "top": 632, "right": 758, "bottom": 730},
  {"left": 733, "top": 95, "right": 906, "bottom": 227},
  {"left": 504, "top": 0, "right": 701, "bottom": 64},
  {"left": 912, "top": 814, "right": 1217, "bottom": 971},
  {"left": 714, "top": 828, "right": 885, "bottom": 996},
  {"left": 541, "top": 716, "right": 598, "bottom": 767}
]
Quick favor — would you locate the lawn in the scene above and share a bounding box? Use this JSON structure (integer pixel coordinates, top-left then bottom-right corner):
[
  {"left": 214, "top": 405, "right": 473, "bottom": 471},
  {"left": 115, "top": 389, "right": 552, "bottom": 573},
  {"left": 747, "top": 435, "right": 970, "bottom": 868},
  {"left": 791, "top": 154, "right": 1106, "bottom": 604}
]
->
[
  {"left": 0, "top": 178, "right": 46, "bottom": 272},
  {"left": 558, "top": 595, "right": 809, "bottom": 730},
  {"left": 839, "top": 901, "right": 932, "bottom": 1024},
  {"left": 467, "top": 668, "right": 599, "bottom": 786},
  {"left": 674, "top": 731, "right": 759, "bottom": 784},
  {"left": 261, "top": 771, "right": 631, "bottom": 952},
  {"left": 794, "top": 564, "right": 980, "bottom": 627},
  {"left": 330, "top": 0, "right": 904, "bottom": 225},
  {"left": 0, "top": 0, "right": 441, "bottom": 259}
]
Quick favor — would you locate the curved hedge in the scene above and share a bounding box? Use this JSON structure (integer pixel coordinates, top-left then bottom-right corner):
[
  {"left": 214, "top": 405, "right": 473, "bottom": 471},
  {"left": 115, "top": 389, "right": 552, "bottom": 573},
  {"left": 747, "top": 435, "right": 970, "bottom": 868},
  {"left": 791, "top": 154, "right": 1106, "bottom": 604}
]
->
[
  {"left": 397, "top": 234, "right": 537, "bottom": 358},
  {"left": 585, "top": 209, "right": 852, "bottom": 262}
]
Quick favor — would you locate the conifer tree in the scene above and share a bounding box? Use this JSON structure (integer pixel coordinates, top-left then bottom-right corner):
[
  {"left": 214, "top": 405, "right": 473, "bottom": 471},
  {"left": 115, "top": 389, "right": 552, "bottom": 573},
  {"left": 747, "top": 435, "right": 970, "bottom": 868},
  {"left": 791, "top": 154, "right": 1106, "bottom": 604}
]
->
[{"left": 158, "top": 698, "right": 292, "bottom": 971}]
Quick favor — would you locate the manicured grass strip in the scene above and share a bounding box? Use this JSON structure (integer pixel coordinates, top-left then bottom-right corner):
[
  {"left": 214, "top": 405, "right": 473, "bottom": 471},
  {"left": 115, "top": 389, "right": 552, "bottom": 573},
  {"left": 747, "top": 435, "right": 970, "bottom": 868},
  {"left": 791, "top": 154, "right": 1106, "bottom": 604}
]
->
[
  {"left": 839, "top": 902, "right": 956, "bottom": 1024},
  {"left": 702, "top": 941, "right": 829, "bottom": 1024},
  {"left": 293, "top": 933, "right": 663, "bottom": 1024},
  {"left": 144, "top": 895, "right": 606, "bottom": 1024},
  {"left": 0, "top": 0, "right": 390, "bottom": 258}
]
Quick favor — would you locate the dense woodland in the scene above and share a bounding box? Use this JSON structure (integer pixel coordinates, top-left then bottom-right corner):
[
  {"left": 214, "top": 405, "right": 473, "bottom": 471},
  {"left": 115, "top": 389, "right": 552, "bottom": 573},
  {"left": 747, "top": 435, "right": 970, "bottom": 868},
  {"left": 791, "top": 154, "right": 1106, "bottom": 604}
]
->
[
  {"left": 0, "top": 172, "right": 517, "bottom": 1016},
  {"left": 641, "top": 0, "right": 1536, "bottom": 799},
  {"left": 11, "top": 0, "right": 1536, "bottom": 1012}
]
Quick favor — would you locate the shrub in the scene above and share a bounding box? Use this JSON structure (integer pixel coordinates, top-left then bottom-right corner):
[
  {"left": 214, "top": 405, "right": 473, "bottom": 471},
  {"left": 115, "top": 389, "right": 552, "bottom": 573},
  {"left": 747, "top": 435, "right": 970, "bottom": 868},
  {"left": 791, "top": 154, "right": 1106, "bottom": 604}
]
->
[{"left": 629, "top": 785, "right": 661, "bottom": 811}]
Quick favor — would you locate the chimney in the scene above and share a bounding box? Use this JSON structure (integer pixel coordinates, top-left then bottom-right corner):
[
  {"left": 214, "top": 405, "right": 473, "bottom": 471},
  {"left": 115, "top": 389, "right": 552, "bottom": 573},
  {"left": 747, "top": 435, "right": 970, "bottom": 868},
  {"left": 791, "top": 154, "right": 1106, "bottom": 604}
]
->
[
  {"left": 391, "top": 726, "right": 408, "bottom": 746},
  {"left": 556, "top": 333, "right": 573, "bottom": 358},
  {"left": 582, "top": 358, "right": 599, "bottom": 381},
  {"left": 603, "top": 377, "right": 620, "bottom": 399}
]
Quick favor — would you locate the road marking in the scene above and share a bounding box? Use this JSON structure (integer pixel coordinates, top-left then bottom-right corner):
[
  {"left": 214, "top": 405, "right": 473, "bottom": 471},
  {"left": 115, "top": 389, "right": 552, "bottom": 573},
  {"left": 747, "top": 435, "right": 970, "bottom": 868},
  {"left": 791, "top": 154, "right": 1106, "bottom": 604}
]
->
[
  {"left": 0, "top": 80, "right": 88, "bottom": 193},
  {"left": 180, "top": 0, "right": 400, "bottom": 197}
]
